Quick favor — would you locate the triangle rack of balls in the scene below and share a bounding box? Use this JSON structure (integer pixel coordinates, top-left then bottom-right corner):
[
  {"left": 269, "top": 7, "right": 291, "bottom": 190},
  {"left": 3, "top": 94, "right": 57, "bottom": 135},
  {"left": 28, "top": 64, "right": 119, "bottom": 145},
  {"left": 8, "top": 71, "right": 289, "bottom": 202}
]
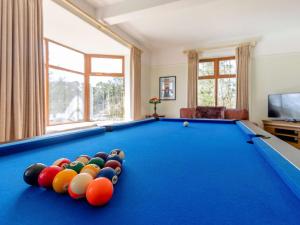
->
[{"left": 23, "top": 149, "right": 125, "bottom": 206}]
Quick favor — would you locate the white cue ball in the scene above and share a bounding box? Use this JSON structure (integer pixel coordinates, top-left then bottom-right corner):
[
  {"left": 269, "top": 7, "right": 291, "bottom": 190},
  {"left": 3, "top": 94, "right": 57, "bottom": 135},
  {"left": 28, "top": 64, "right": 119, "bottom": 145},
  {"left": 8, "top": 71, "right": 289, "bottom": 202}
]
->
[{"left": 183, "top": 121, "right": 189, "bottom": 127}]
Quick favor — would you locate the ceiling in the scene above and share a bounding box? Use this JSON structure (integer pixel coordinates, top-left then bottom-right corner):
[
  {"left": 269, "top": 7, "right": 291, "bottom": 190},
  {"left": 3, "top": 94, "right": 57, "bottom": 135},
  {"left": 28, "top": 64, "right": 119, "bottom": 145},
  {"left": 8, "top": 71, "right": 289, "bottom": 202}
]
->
[
  {"left": 79, "top": 0, "right": 300, "bottom": 50},
  {"left": 43, "top": 0, "right": 129, "bottom": 55},
  {"left": 85, "top": 0, "right": 125, "bottom": 7}
]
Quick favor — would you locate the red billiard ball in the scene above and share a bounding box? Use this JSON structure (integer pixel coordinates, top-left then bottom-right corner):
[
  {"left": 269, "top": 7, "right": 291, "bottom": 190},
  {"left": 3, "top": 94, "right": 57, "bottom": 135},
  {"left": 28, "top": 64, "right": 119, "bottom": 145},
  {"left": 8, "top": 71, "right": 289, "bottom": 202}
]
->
[
  {"left": 104, "top": 160, "right": 122, "bottom": 176},
  {"left": 52, "top": 158, "right": 71, "bottom": 168},
  {"left": 86, "top": 177, "right": 114, "bottom": 206},
  {"left": 38, "top": 165, "right": 62, "bottom": 188}
]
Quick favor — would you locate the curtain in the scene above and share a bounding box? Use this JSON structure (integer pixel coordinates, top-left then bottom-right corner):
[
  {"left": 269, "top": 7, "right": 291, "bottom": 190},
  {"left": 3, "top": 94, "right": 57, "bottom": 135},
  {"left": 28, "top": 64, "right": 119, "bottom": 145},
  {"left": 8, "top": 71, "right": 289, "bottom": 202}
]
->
[
  {"left": 0, "top": 0, "right": 45, "bottom": 142},
  {"left": 187, "top": 50, "right": 198, "bottom": 108},
  {"left": 236, "top": 44, "right": 252, "bottom": 110},
  {"left": 130, "top": 47, "right": 142, "bottom": 120}
]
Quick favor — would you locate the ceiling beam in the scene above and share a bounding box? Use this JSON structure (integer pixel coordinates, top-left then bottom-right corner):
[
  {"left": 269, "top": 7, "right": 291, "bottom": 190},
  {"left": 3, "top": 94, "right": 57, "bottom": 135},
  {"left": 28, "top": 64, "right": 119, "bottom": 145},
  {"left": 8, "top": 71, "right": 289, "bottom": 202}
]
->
[{"left": 98, "top": 0, "right": 207, "bottom": 25}]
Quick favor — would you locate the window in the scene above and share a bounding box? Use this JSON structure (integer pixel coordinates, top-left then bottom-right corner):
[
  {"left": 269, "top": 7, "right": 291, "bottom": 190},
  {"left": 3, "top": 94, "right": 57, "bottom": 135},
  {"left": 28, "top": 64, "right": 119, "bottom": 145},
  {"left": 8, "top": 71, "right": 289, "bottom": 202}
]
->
[
  {"left": 48, "top": 69, "right": 84, "bottom": 124},
  {"left": 198, "top": 57, "right": 237, "bottom": 108},
  {"left": 88, "top": 55, "right": 125, "bottom": 122},
  {"left": 45, "top": 39, "right": 125, "bottom": 125},
  {"left": 91, "top": 57, "right": 123, "bottom": 74},
  {"left": 90, "top": 76, "right": 124, "bottom": 121}
]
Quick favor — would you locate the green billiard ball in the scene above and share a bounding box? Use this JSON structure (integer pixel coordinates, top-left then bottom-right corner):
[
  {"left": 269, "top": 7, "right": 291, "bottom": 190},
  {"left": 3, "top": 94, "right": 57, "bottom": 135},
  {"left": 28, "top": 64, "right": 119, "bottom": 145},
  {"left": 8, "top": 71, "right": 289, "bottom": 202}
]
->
[
  {"left": 65, "top": 161, "right": 84, "bottom": 173},
  {"left": 88, "top": 157, "right": 105, "bottom": 169}
]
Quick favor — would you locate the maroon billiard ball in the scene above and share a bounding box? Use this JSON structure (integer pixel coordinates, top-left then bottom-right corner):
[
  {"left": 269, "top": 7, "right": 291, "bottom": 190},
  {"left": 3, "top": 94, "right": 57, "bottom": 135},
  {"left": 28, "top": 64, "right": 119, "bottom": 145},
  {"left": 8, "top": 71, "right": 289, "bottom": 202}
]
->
[
  {"left": 104, "top": 160, "right": 122, "bottom": 176},
  {"left": 94, "top": 152, "right": 109, "bottom": 162}
]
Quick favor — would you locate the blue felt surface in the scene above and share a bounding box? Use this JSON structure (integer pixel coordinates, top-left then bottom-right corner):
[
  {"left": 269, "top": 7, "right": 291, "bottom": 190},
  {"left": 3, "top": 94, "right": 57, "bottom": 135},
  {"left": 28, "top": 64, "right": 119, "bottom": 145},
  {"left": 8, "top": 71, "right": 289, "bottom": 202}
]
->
[
  {"left": 253, "top": 137, "right": 300, "bottom": 200},
  {"left": 1, "top": 120, "right": 300, "bottom": 225}
]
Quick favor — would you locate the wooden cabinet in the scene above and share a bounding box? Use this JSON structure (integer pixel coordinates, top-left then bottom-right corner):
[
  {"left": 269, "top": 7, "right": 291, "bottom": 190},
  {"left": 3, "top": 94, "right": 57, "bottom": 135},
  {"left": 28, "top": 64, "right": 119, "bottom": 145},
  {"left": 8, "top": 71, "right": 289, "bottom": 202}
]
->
[{"left": 263, "top": 120, "right": 300, "bottom": 149}]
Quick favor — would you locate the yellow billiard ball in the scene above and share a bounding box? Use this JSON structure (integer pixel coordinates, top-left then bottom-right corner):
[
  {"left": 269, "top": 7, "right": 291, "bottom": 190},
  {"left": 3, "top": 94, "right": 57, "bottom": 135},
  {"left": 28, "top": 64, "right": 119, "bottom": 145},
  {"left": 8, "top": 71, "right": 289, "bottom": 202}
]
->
[
  {"left": 80, "top": 164, "right": 101, "bottom": 178},
  {"left": 52, "top": 169, "right": 77, "bottom": 193}
]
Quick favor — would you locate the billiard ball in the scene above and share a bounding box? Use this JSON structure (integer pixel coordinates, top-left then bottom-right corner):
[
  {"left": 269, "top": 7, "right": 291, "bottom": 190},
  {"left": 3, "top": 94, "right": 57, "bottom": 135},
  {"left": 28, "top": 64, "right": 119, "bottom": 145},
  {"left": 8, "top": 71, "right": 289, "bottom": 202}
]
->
[
  {"left": 104, "top": 160, "right": 122, "bottom": 176},
  {"left": 80, "top": 164, "right": 100, "bottom": 178},
  {"left": 65, "top": 161, "right": 85, "bottom": 173},
  {"left": 106, "top": 154, "right": 123, "bottom": 164},
  {"left": 97, "top": 167, "right": 118, "bottom": 185},
  {"left": 86, "top": 177, "right": 114, "bottom": 206},
  {"left": 94, "top": 152, "right": 109, "bottom": 162},
  {"left": 38, "top": 165, "right": 62, "bottom": 188},
  {"left": 23, "top": 163, "right": 47, "bottom": 186},
  {"left": 88, "top": 157, "right": 105, "bottom": 168},
  {"left": 52, "top": 158, "right": 71, "bottom": 168},
  {"left": 75, "top": 155, "right": 90, "bottom": 165},
  {"left": 110, "top": 149, "right": 125, "bottom": 160},
  {"left": 52, "top": 169, "right": 77, "bottom": 193},
  {"left": 183, "top": 121, "right": 189, "bottom": 127},
  {"left": 68, "top": 173, "right": 93, "bottom": 199}
]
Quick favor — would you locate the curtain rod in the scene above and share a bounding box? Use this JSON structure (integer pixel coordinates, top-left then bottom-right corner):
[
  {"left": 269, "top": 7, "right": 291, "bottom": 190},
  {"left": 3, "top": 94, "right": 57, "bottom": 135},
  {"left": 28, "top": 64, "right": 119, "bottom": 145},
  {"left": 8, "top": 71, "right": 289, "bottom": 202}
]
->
[
  {"left": 183, "top": 41, "right": 257, "bottom": 54},
  {"left": 52, "top": 0, "right": 141, "bottom": 51}
]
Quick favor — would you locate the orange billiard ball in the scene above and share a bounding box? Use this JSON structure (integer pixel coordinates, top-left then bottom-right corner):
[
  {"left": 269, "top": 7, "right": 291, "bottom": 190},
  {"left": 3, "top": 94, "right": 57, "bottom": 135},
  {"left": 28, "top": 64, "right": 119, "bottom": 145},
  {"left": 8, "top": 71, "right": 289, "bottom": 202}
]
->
[{"left": 86, "top": 177, "right": 114, "bottom": 206}]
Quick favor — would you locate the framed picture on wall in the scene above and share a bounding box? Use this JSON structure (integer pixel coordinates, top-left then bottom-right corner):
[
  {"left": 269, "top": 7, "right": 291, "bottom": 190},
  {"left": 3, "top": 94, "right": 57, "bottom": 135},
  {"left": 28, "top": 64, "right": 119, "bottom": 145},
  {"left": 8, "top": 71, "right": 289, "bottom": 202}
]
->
[{"left": 159, "top": 76, "right": 176, "bottom": 100}]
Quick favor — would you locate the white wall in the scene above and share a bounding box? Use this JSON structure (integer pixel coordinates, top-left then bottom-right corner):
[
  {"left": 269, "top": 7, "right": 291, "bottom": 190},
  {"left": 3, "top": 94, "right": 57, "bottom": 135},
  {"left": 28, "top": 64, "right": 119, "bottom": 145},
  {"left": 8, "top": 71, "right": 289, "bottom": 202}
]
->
[
  {"left": 250, "top": 53, "right": 300, "bottom": 125},
  {"left": 150, "top": 63, "right": 187, "bottom": 117},
  {"left": 149, "top": 29, "right": 300, "bottom": 125}
]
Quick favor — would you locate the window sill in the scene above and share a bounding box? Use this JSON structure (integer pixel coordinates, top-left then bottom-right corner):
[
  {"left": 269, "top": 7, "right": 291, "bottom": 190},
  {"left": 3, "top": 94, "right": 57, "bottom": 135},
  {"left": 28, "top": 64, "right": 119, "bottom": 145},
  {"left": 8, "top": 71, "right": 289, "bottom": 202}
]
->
[{"left": 46, "top": 120, "right": 130, "bottom": 134}]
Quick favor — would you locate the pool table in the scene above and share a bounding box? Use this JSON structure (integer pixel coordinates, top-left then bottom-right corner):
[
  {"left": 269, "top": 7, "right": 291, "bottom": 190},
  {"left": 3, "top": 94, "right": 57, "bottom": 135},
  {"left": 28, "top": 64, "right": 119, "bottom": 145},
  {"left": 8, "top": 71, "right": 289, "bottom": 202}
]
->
[{"left": 1, "top": 118, "right": 300, "bottom": 225}]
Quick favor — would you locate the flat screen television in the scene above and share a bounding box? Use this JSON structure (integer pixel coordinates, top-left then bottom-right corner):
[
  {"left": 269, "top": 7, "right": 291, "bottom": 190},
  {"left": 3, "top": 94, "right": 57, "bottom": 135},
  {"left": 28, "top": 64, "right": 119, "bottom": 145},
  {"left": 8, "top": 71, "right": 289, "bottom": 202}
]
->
[{"left": 268, "top": 93, "right": 300, "bottom": 121}]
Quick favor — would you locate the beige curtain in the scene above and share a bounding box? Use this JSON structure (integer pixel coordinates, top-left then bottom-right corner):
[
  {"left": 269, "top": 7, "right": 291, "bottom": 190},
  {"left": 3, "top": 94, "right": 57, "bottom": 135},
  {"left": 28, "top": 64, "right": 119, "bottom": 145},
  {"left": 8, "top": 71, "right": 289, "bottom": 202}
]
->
[
  {"left": 236, "top": 44, "right": 253, "bottom": 110},
  {"left": 130, "top": 47, "right": 142, "bottom": 120},
  {"left": 0, "top": 0, "right": 45, "bottom": 142},
  {"left": 187, "top": 50, "right": 198, "bottom": 108}
]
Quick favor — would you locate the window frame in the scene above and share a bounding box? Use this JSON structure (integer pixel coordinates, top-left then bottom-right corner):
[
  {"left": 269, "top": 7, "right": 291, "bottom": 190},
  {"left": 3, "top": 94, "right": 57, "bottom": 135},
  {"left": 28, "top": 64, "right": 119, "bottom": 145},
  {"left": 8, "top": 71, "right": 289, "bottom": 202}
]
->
[
  {"left": 88, "top": 54, "right": 125, "bottom": 77},
  {"left": 44, "top": 38, "right": 125, "bottom": 126},
  {"left": 198, "top": 56, "right": 236, "bottom": 107}
]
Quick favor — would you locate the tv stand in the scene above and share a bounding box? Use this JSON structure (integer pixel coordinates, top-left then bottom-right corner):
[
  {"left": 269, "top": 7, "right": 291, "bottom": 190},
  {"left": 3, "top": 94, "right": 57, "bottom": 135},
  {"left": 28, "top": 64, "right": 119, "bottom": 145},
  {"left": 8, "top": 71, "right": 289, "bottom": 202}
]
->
[
  {"left": 285, "top": 118, "right": 299, "bottom": 123},
  {"left": 263, "top": 120, "right": 300, "bottom": 149}
]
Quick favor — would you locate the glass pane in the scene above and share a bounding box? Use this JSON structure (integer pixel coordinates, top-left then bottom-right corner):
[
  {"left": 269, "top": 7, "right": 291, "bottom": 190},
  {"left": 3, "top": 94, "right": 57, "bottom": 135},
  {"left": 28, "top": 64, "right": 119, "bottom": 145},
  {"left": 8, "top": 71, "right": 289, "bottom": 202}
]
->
[
  {"left": 197, "top": 79, "right": 215, "bottom": 106},
  {"left": 218, "top": 78, "right": 237, "bottom": 108},
  {"left": 219, "top": 59, "right": 236, "bottom": 75},
  {"left": 90, "top": 76, "right": 124, "bottom": 121},
  {"left": 91, "top": 57, "right": 123, "bottom": 74},
  {"left": 199, "top": 62, "right": 214, "bottom": 76},
  {"left": 49, "top": 69, "right": 84, "bottom": 124},
  {"left": 48, "top": 42, "right": 84, "bottom": 73}
]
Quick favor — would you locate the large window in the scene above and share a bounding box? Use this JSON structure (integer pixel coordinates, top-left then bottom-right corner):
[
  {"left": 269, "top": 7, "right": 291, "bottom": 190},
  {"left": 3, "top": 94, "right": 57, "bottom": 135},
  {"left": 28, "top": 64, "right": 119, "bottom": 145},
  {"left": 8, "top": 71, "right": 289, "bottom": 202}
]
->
[
  {"left": 198, "top": 57, "right": 237, "bottom": 108},
  {"left": 45, "top": 39, "right": 125, "bottom": 125}
]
